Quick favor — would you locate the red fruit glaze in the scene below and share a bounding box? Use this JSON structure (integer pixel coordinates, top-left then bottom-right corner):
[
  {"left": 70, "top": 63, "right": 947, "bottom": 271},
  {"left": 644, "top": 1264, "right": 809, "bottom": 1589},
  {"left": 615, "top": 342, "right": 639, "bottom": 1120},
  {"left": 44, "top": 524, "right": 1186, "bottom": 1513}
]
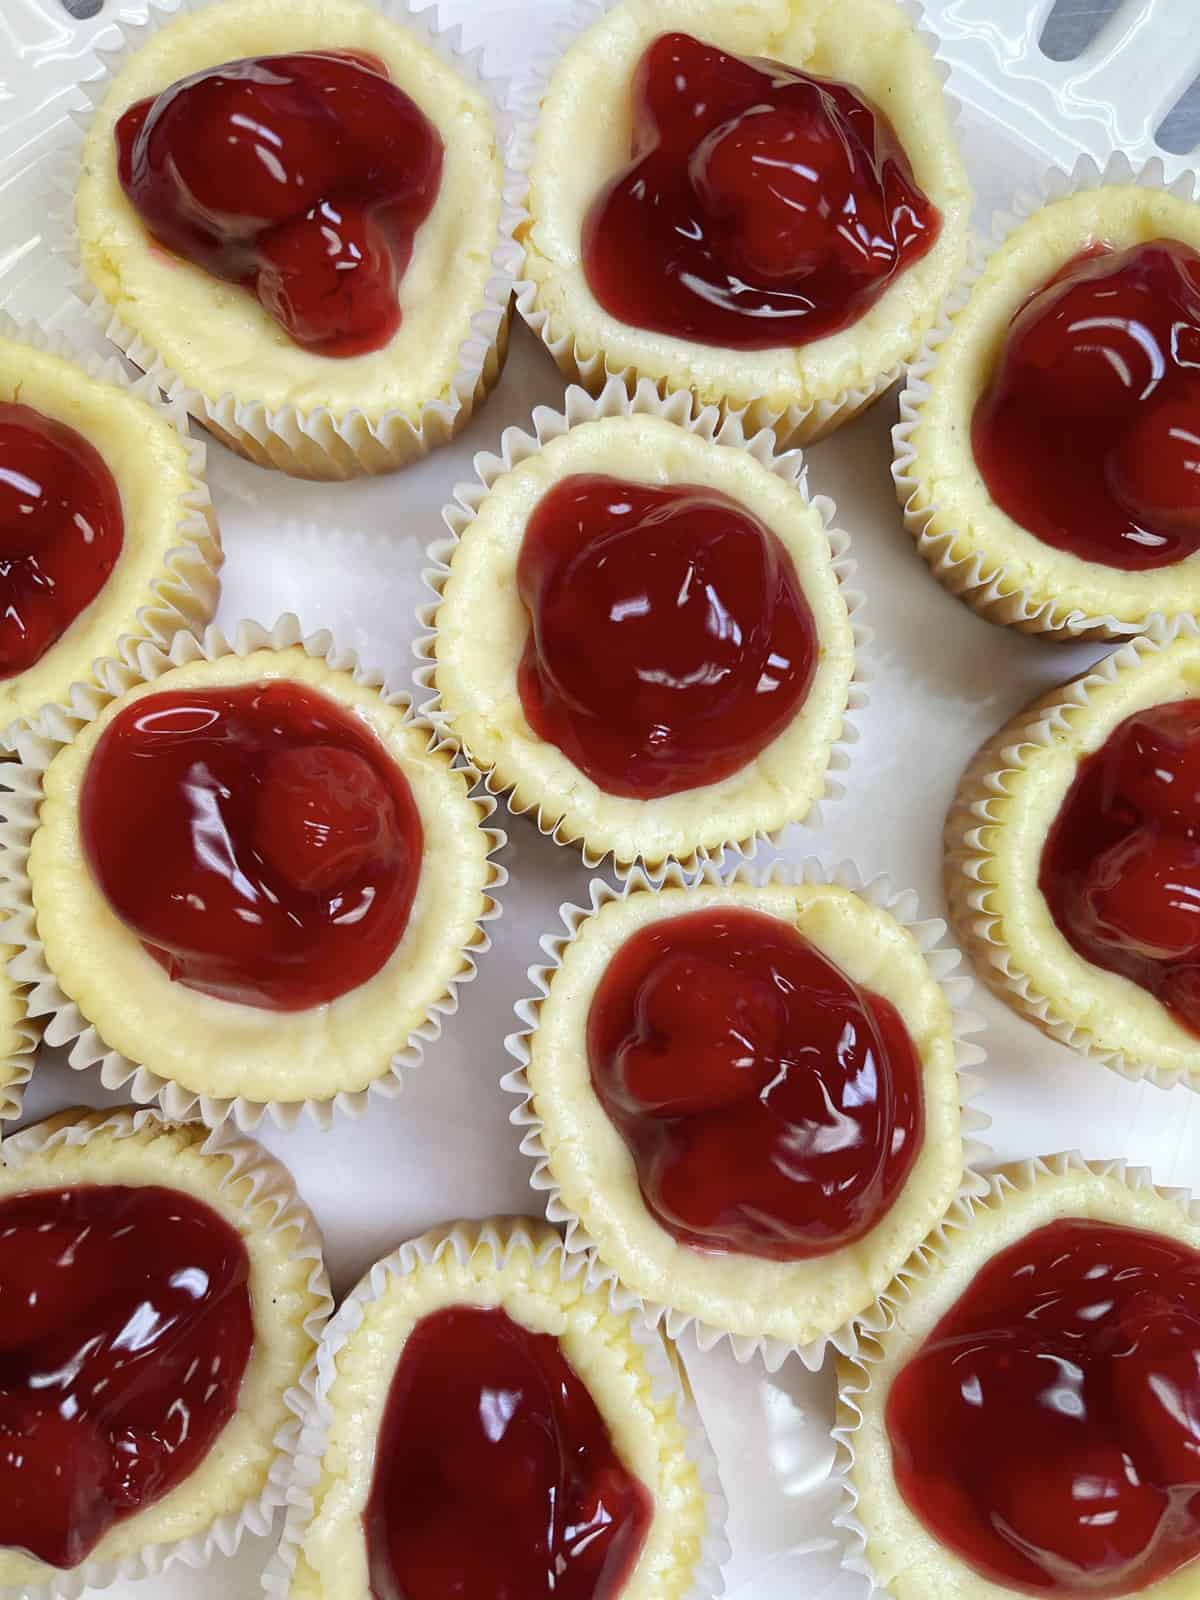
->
[
  {"left": 0, "top": 401, "right": 123, "bottom": 679},
  {"left": 587, "top": 908, "right": 924, "bottom": 1261},
  {"left": 364, "top": 1305, "right": 652, "bottom": 1600},
  {"left": 582, "top": 32, "right": 940, "bottom": 350},
  {"left": 0, "top": 1183, "right": 252, "bottom": 1570},
  {"left": 80, "top": 682, "right": 423, "bottom": 1011},
  {"left": 1040, "top": 698, "right": 1200, "bottom": 1035},
  {"left": 115, "top": 51, "right": 443, "bottom": 357},
  {"left": 516, "top": 475, "right": 817, "bottom": 799},
  {"left": 973, "top": 240, "right": 1200, "bottom": 570},
  {"left": 885, "top": 1218, "right": 1200, "bottom": 1596}
]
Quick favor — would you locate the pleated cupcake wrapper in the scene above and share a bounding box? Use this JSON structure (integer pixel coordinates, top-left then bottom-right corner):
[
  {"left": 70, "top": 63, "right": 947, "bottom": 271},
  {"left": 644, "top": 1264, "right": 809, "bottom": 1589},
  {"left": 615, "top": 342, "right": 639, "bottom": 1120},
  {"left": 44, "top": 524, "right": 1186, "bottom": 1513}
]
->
[
  {"left": 52, "top": 0, "right": 522, "bottom": 481},
  {"left": 506, "top": 0, "right": 961, "bottom": 448},
  {"left": 0, "top": 310, "right": 220, "bottom": 751},
  {"left": 0, "top": 972, "right": 41, "bottom": 1126},
  {"left": 0, "top": 1103, "right": 333, "bottom": 1600},
  {"left": 831, "top": 1150, "right": 1200, "bottom": 1597},
  {"left": 413, "top": 374, "right": 870, "bottom": 879},
  {"left": 262, "top": 1216, "right": 731, "bottom": 1600},
  {"left": 501, "top": 856, "right": 991, "bottom": 1374},
  {"left": 0, "top": 613, "right": 507, "bottom": 1132},
  {"left": 945, "top": 610, "right": 1200, "bottom": 1089},
  {"left": 894, "top": 151, "right": 1200, "bottom": 640}
]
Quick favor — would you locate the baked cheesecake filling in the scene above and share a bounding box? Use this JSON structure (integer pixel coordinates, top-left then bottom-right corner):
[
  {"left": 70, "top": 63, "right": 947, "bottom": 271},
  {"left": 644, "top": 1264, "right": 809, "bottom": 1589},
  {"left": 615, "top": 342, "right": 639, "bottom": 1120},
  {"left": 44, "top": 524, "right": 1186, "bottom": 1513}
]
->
[
  {"left": 116, "top": 51, "right": 444, "bottom": 357},
  {"left": 886, "top": 1218, "right": 1200, "bottom": 1596},
  {"left": 586, "top": 907, "right": 924, "bottom": 1261},
  {"left": 80, "top": 681, "right": 423, "bottom": 1011},
  {"left": 0, "top": 401, "right": 123, "bottom": 678},
  {"left": 0, "top": 1183, "right": 252, "bottom": 1569},
  {"left": 972, "top": 240, "right": 1200, "bottom": 571},
  {"left": 516, "top": 474, "right": 816, "bottom": 798},
  {"left": 364, "top": 1305, "right": 652, "bottom": 1599},
  {"left": 1041, "top": 699, "right": 1200, "bottom": 1036},
  {"left": 582, "top": 31, "right": 939, "bottom": 350}
]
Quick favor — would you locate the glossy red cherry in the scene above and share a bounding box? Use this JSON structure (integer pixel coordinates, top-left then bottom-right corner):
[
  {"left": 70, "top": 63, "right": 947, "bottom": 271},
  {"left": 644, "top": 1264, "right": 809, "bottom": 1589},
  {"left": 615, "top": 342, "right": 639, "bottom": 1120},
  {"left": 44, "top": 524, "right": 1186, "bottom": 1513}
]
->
[
  {"left": 116, "top": 51, "right": 443, "bottom": 357},
  {"left": 886, "top": 1218, "right": 1200, "bottom": 1597},
  {"left": 365, "top": 1306, "right": 652, "bottom": 1600},
  {"left": 1109, "top": 701, "right": 1200, "bottom": 829},
  {"left": 0, "top": 1185, "right": 252, "bottom": 1570},
  {"left": 0, "top": 401, "right": 123, "bottom": 679},
  {"left": 253, "top": 744, "right": 399, "bottom": 895},
  {"left": 517, "top": 474, "right": 817, "bottom": 800},
  {"left": 973, "top": 241, "right": 1200, "bottom": 570},
  {"left": 1042, "top": 698, "right": 1200, "bottom": 1035},
  {"left": 80, "top": 682, "right": 423, "bottom": 1011},
  {"left": 587, "top": 907, "right": 924, "bottom": 1261},
  {"left": 583, "top": 31, "right": 939, "bottom": 349},
  {"left": 1110, "top": 394, "right": 1200, "bottom": 538},
  {"left": 1080, "top": 833, "right": 1200, "bottom": 962}
]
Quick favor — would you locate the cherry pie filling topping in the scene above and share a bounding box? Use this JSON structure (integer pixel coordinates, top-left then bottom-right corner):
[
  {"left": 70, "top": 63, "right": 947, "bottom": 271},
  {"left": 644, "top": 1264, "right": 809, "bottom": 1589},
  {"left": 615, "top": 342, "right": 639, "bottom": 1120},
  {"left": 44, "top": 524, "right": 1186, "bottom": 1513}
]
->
[
  {"left": 116, "top": 51, "right": 444, "bottom": 357},
  {"left": 80, "top": 681, "right": 423, "bottom": 1011},
  {"left": 587, "top": 907, "right": 924, "bottom": 1261},
  {"left": 583, "top": 31, "right": 940, "bottom": 350}
]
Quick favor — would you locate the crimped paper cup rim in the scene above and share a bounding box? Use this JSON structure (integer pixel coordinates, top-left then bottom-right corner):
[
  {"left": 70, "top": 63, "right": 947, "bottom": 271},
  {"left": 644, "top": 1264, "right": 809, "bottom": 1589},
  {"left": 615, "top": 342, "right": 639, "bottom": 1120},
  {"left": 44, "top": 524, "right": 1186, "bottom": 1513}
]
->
[
  {"left": 945, "top": 611, "right": 1200, "bottom": 1091},
  {"left": 0, "top": 309, "right": 221, "bottom": 751},
  {"left": 0, "top": 970, "right": 41, "bottom": 1126},
  {"left": 0, "top": 1104, "right": 332, "bottom": 1600},
  {"left": 0, "top": 614, "right": 507, "bottom": 1132},
  {"left": 501, "top": 855, "right": 991, "bottom": 1372},
  {"left": 831, "top": 1150, "right": 1200, "bottom": 1598},
  {"left": 506, "top": 0, "right": 964, "bottom": 446},
  {"left": 413, "top": 372, "right": 870, "bottom": 878},
  {"left": 893, "top": 150, "right": 1200, "bottom": 640},
  {"left": 53, "top": 0, "right": 522, "bottom": 477},
  {"left": 261, "top": 1216, "right": 731, "bottom": 1600}
]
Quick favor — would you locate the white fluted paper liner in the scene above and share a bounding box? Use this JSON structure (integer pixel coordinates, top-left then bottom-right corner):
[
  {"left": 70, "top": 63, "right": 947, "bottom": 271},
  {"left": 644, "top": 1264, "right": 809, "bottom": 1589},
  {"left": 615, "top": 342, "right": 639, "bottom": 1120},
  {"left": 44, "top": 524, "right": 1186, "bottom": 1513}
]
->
[
  {"left": 894, "top": 151, "right": 1200, "bottom": 640},
  {"left": 53, "top": 0, "right": 522, "bottom": 481},
  {"left": 0, "top": 958, "right": 41, "bottom": 1126},
  {"left": 501, "top": 857, "right": 990, "bottom": 1373},
  {"left": 413, "top": 374, "right": 870, "bottom": 878},
  {"left": 945, "top": 612, "right": 1200, "bottom": 1091},
  {"left": 0, "top": 614, "right": 507, "bottom": 1132},
  {"left": 507, "top": 0, "right": 968, "bottom": 448},
  {"left": 0, "top": 1104, "right": 333, "bottom": 1600},
  {"left": 261, "top": 1217, "right": 731, "bottom": 1600},
  {"left": 0, "top": 310, "right": 220, "bottom": 750},
  {"left": 832, "top": 1151, "right": 1200, "bottom": 1599}
]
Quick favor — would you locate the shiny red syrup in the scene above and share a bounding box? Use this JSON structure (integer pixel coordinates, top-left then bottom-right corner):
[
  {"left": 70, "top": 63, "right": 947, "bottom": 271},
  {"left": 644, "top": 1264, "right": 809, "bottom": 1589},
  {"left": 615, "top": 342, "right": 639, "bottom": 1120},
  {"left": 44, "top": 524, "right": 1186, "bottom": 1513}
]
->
[
  {"left": 115, "top": 51, "right": 444, "bottom": 356},
  {"left": 886, "top": 1218, "right": 1200, "bottom": 1596},
  {"left": 587, "top": 907, "right": 924, "bottom": 1260},
  {"left": 80, "top": 682, "right": 423, "bottom": 1011},
  {"left": 582, "top": 32, "right": 940, "bottom": 349},
  {"left": 0, "top": 1183, "right": 252, "bottom": 1570},
  {"left": 364, "top": 1305, "right": 652, "bottom": 1600},
  {"left": 1040, "top": 698, "right": 1200, "bottom": 1035},
  {"left": 973, "top": 240, "right": 1200, "bottom": 570},
  {"left": 516, "top": 475, "right": 817, "bottom": 799},
  {"left": 0, "top": 401, "right": 123, "bottom": 679}
]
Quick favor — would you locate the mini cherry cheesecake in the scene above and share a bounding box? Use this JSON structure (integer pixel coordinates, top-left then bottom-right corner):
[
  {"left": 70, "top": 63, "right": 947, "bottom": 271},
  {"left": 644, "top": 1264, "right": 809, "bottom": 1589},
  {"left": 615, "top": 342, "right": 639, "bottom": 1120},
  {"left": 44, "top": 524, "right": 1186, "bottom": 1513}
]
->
[
  {"left": 74, "top": 0, "right": 510, "bottom": 479},
  {"left": 947, "top": 625, "right": 1200, "bottom": 1089},
  {"left": 425, "top": 397, "right": 858, "bottom": 869},
  {"left": 0, "top": 1106, "right": 328, "bottom": 1591},
  {"left": 0, "top": 321, "right": 218, "bottom": 745},
  {"left": 517, "top": 0, "right": 970, "bottom": 443},
  {"left": 269, "top": 1220, "right": 721, "bottom": 1600},
  {"left": 842, "top": 1156, "right": 1200, "bottom": 1600},
  {"left": 898, "top": 176, "right": 1200, "bottom": 636},
  {"left": 7, "top": 626, "right": 499, "bottom": 1121},
  {"left": 510, "top": 874, "right": 973, "bottom": 1353}
]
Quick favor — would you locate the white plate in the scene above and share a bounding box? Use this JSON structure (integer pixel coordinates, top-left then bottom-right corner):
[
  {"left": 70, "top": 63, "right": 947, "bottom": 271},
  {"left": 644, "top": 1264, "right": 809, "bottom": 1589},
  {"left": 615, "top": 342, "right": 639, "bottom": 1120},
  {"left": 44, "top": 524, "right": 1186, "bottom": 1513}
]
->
[{"left": 3, "top": 1, "right": 1200, "bottom": 1596}]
